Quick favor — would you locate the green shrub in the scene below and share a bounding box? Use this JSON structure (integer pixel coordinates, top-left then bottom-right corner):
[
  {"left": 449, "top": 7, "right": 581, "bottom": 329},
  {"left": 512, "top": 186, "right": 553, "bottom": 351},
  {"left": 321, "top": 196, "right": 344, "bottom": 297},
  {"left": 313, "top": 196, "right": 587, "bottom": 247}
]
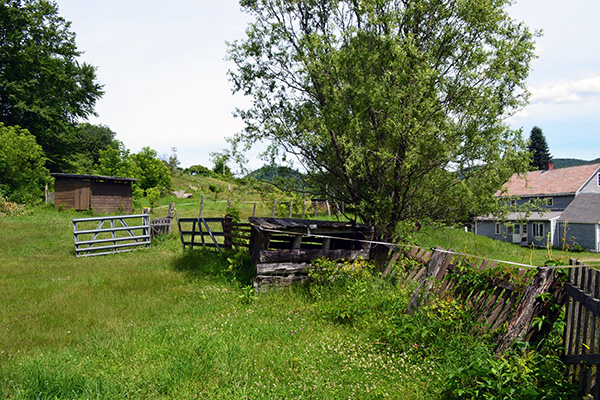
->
[
  {"left": 441, "top": 345, "right": 577, "bottom": 399},
  {"left": 0, "top": 123, "right": 50, "bottom": 204},
  {"left": 146, "top": 187, "right": 161, "bottom": 209}
]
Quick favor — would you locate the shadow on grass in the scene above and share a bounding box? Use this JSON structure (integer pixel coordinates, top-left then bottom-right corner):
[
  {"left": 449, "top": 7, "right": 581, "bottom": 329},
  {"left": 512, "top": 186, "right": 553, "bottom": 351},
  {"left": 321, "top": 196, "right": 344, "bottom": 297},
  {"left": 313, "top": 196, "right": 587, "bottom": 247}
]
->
[{"left": 171, "top": 247, "right": 255, "bottom": 286}]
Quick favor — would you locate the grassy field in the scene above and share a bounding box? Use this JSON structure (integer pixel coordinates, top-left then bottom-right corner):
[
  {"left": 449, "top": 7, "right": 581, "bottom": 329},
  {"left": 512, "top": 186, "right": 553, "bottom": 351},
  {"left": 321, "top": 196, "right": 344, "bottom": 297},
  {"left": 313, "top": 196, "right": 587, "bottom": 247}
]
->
[
  {"left": 0, "top": 187, "right": 581, "bottom": 398},
  {"left": 0, "top": 206, "right": 441, "bottom": 399}
]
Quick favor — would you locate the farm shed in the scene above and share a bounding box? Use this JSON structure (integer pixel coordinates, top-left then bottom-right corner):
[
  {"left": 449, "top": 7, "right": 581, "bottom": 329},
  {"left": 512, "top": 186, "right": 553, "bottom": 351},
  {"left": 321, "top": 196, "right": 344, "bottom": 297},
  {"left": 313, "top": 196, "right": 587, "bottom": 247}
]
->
[
  {"left": 51, "top": 173, "right": 136, "bottom": 213},
  {"left": 248, "top": 217, "right": 374, "bottom": 290}
]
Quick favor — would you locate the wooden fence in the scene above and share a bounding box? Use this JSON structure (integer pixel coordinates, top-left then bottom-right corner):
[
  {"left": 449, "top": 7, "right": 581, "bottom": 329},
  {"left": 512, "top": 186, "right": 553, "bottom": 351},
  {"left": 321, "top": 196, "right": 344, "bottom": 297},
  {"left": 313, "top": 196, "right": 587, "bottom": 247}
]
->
[
  {"left": 177, "top": 216, "right": 251, "bottom": 251},
  {"left": 563, "top": 261, "right": 600, "bottom": 399},
  {"left": 396, "top": 246, "right": 563, "bottom": 353},
  {"left": 73, "top": 214, "right": 150, "bottom": 257}
]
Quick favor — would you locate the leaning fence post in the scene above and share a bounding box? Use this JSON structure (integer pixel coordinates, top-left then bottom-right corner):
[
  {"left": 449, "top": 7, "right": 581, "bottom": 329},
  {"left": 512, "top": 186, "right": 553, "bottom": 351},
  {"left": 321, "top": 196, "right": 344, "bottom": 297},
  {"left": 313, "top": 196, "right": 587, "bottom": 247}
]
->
[
  {"left": 496, "top": 267, "right": 556, "bottom": 354},
  {"left": 289, "top": 198, "right": 293, "bottom": 218},
  {"left": 199, "top": 195, "right": 205, "bottom": 218},
  {"left": 252, "top": 202, "right": 257, "bottom": 217},
  {"left": 272, "top": 199, "right": 277, "bottom": 217}
]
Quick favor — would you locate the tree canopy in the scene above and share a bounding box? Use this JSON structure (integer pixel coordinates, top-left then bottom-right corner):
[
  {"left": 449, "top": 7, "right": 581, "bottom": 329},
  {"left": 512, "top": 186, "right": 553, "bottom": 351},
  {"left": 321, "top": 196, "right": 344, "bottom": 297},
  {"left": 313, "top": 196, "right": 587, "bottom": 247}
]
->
[
  {"left": 96, "top": 144, "right": 172, "bottom": 193},
  {"left": 228, "top": 0, "right": 536, "bottom": 239},
  {"left": 527, "top": 126, "right": 552, "bottom": 170},
  {"left": 0, "top": 0, "right": 103, "bottom": 171}
]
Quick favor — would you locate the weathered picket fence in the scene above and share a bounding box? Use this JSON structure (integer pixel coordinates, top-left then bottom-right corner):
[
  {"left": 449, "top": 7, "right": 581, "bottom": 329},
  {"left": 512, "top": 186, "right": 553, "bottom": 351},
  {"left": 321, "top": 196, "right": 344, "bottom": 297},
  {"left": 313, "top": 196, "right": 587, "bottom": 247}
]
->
[
  {"left": 395, "top": 246, "right": 565, "bottom": 353},
  {"left": 563, "top": 261, "right": 600, "bottom": 399},
  {"left": 73, "top": 213, "right": 151, "bottom": 257},
  {"left": 150, "top": 202, "right": 175, "bottom": 238}
]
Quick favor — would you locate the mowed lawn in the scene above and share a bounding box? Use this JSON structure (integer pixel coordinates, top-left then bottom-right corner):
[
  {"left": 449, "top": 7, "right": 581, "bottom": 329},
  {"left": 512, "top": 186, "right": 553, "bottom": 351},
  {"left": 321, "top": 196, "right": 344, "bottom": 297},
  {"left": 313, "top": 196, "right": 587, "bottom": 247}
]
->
[{"left": 0, "top": 206, "right": 440, "bottom": 399}]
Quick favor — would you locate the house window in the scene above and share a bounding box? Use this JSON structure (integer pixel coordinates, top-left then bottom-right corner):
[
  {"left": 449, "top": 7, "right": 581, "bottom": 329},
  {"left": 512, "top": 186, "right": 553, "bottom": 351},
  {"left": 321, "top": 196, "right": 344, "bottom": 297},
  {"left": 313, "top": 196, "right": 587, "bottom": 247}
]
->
[
  {"left": 546, "top": 197, "right": 553, "bottom": 207},
  {"left": 495, "top": 223, "right": 501, "bottom": 235},
  {"left": 514, "top": 224, "right": 520, "bottom": 234},
  {"left": 598, "top": 173, "right": 600, "bottom": 186},
  {"left": 522, "top": 223, "right": 528, "bottom": 235},
  {"left": 533, "top": 222, "right": 544, "bottom": 238}
]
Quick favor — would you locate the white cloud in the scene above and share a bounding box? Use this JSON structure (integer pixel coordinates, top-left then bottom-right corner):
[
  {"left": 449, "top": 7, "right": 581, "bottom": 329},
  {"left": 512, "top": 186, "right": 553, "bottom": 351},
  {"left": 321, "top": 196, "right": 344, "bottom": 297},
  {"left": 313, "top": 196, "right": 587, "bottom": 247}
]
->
[{"left": 530, "top": 76, "right": 600, "bottom": 104}]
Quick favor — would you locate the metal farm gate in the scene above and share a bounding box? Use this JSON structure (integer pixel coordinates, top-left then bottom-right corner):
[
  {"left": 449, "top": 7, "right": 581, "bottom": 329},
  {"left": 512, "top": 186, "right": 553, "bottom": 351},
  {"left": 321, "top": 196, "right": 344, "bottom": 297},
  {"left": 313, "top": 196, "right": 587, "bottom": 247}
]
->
[{"left": 72, "top": 214, "right": 151, "bottom": 257}]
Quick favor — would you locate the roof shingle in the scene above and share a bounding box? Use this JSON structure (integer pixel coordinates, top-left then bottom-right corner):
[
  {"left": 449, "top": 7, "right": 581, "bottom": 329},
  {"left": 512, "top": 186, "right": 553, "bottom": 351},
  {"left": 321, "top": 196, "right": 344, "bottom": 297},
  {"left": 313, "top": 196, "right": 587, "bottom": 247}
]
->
[{"left": 498, "top": 163, "right": 600, "bottom": 197}]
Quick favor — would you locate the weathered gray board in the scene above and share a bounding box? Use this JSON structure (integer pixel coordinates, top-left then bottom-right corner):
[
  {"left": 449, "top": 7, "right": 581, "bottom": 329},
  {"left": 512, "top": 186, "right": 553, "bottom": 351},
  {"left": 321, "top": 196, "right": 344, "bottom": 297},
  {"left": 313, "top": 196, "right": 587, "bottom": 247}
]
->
[{"left": 249, "top": 217, "right": 374, "bottom": 291}]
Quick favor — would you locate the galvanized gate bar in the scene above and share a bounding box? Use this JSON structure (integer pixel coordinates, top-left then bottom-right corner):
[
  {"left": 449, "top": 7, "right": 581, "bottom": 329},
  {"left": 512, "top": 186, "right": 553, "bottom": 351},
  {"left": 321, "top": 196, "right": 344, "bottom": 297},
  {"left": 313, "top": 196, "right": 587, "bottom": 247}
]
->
[{"left": 73, "top": 214, "right": 150, "bottom": 257}]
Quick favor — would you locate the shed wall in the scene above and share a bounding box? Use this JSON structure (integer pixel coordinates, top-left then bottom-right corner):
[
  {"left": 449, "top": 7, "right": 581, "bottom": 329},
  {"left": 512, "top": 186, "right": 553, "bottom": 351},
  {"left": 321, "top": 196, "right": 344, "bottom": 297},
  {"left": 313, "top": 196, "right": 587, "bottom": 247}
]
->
[
  {"left": 54, "top": 178, "right": 133, "bottom": 213},
  {"left": 90, "top": 181, "right": 133, "bottom": 213}
]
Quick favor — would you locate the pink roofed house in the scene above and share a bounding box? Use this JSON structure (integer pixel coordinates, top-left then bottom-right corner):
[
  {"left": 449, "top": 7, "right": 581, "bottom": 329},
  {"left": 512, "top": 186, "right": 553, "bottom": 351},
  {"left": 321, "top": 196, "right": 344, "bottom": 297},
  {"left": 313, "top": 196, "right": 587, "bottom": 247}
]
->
[{"left": 476, "top": 163, "right": 600, "bottom": 252}]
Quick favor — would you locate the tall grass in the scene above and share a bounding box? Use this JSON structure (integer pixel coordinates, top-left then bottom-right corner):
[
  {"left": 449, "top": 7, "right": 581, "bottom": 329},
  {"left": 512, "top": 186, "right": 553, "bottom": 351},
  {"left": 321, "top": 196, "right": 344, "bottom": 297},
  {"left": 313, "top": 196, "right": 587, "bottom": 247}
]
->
[{"left": 0, "top": 206, "right": 575, "bottom": 399}]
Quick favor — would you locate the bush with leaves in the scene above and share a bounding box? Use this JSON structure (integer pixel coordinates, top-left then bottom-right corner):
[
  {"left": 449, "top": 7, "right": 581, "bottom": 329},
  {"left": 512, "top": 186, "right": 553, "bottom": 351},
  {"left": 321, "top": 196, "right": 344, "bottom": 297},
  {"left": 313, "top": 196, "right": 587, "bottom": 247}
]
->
[
  {"left": 442, "top": 343, "right": 577, "bottom": 399},
  {"left": 0, "top": 123, "right": 50, "bottom": 204}
]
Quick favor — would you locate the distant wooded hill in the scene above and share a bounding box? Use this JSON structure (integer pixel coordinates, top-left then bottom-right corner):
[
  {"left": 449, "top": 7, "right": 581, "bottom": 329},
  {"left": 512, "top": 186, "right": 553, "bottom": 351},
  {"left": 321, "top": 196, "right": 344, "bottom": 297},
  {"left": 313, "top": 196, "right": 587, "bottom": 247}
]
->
[
  {"left": 247, "top": 165, "right": 305, "bottom": 191},
  {"left": 553, "top": 158, "right": 600, "bottom": 169}
]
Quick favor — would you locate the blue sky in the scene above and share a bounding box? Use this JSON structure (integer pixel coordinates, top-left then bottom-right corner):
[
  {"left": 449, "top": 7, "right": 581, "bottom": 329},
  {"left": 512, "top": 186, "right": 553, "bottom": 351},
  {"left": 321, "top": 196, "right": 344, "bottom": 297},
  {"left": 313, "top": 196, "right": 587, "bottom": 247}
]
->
[{"left": 54, "top": 0, "right": 600, "bottom": 169}]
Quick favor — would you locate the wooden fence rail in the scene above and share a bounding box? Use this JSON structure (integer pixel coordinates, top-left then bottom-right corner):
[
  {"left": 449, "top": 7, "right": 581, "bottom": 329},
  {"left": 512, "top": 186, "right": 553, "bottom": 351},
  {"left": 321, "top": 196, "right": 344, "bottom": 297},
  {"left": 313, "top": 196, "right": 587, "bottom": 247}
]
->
[
  {"left": 73, "top": 214, "right": 150, "bottom": 257},
  {"left": 177, "top": 216, "right": 251, "bottom": 251},
  {"left": 563, "top": 261, "right": 600, "bottom": 399}
]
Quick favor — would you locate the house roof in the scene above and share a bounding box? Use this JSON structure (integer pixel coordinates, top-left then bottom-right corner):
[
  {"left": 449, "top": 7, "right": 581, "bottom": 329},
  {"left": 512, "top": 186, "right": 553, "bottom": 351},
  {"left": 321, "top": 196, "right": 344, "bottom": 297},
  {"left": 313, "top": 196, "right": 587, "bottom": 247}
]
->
[
  {"left": 558, "top": 193, "right": 600, "bottom": 224},
  {"left": 477, "top": 211, "right": 562, "bottom": 222},
  {"left": 498, "top": 163, "right": 600, "bottom": 197},
  {"left": 51, "top": 173, "right": 137, "bottom": 183}
]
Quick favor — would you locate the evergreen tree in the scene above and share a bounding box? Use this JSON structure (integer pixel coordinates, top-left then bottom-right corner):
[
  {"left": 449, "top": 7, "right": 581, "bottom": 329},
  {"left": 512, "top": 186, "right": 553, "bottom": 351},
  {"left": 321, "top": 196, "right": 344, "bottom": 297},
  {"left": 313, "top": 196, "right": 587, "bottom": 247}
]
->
[{"left": 527, "top": 126, "right": 552, "bottom": 170}]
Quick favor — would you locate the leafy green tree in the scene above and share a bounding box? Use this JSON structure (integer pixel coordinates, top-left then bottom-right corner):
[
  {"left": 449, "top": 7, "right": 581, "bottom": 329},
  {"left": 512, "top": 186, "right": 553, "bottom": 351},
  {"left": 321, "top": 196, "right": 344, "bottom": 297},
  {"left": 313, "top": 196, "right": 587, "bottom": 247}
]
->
[
  {"left": 130, "top": 147, "right": 172, "bottom": 192},
  {"left": 96, "top": 141, "right": 135, "bottom": 178},
  {"left": 70, "top": 123, "right": 117, "bottom": 165},
  {"left": 0, "top": 123, "right": 50, "bottom": 203},
  {"left": 185, "top": 164, "right": 213, "bottom": 176},
  {"left": 527, "top": 126, "right": 552, "bottom": 170},
  {"left": 227, "top": 0, "right": 536, "bottom": 239},
  {"left": 210, "top": 151, "right": 233, "bottom": 177},
  {"left": 0, "top": 0, "right": 103, "bottom": 171},
  {"left": 96, "top": 144, "right": 172, "bottom": 194}
]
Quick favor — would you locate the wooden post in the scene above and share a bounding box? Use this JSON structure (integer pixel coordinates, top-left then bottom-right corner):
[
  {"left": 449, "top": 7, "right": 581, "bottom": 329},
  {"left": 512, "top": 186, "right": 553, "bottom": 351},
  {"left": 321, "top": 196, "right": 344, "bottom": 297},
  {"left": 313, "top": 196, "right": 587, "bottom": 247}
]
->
[
  {"left": 326, "top": 201, "right": 331, "bottom": 216},
  {"left": 199, "top": 195, "right": 205, "bottom": 218},
  {"left": 314, "top": 201, "right": 317, "bottom": 218},
  {"left": 227, "top": 198, "right": 231, "bottom": 210},
  {"left": 496, "top": 267, "right": 556, "bottom": 354},
  {"left": 293, "top": 235, "right": 302, "bottom": 249},
  {"left": 272, "top": 199, "right": 277, "bottom": 217},
  {"left": 289, "top": 198, "right": 293, "bottom": 218},
  {"left": 223, "top": 215, "right": 233, "bottom": 251},
  {"left": 253, "top": 202, "right": 257, "bottom": 217},
  {"left": 302, "top": 200, "right": 306, "bottom": 218}
]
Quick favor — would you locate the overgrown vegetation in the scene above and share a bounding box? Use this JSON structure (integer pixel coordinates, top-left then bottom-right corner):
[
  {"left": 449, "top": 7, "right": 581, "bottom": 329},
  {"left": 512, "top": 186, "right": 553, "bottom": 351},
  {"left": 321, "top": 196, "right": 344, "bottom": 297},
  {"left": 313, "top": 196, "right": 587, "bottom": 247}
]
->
[{"left": 0, "top": 206, "right": 577, "bottom": 398}]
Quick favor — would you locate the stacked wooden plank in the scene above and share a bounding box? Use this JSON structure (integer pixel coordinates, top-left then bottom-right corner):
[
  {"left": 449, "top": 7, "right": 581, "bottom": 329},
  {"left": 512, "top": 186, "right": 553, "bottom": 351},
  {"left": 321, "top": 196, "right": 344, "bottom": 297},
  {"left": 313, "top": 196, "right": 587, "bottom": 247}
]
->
[{"left": 249, "top": 217, "right": 373, "bottom": 291}]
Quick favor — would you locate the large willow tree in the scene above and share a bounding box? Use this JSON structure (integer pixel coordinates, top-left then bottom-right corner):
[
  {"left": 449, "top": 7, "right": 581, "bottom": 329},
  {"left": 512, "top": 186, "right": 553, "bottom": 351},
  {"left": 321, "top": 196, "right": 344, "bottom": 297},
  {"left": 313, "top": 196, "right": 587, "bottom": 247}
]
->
[{"left": 228, "top": 0, "right": 536, "bottom": 239}]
